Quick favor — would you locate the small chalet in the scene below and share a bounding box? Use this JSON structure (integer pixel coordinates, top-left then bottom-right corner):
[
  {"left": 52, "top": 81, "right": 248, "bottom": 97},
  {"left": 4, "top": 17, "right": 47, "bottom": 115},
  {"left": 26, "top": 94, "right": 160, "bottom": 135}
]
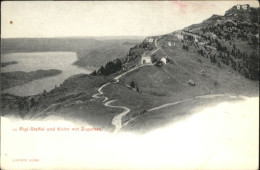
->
[
  {"left": 242, "top": 4, "right": 248, "bottom": 10},
  {"left": 176, "top": 34, "right": 184, "bottom": 40},
  {"left": 141, "top": 54, "right": 152, "bottom": 65},
  {"left": 236, "top": 4, "right": 249, "bottom": 10},
  {"left": 199, "top": 70, "right": 205, "bottom": 76},
  {"left": 146, "top": 38, "right": 154, "bottom": 43},
  {"left": 160, "top": 57, "right": 167, "bottom": 64},
  {"left": 187, "top": 80, "right": 195, "bottom": 86}
]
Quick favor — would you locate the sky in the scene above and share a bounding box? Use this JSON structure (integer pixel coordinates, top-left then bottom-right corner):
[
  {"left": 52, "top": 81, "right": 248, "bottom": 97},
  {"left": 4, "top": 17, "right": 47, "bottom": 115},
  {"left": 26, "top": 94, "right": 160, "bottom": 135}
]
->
[{"left": 1, "top": 1, "right": 259, "bottom": 38}]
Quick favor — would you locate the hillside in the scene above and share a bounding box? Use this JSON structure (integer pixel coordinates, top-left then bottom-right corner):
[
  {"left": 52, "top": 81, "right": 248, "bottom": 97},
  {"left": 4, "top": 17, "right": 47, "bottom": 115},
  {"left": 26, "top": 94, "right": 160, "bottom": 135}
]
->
[
  {"left": 92, "top": 3, "right": 259, "bottom": 80},
  {"left": 181, "top": 4, "right": 259, "bottom": 80},
  {"left": 1, "top": 4, "right": 259, "bottom": 133}
]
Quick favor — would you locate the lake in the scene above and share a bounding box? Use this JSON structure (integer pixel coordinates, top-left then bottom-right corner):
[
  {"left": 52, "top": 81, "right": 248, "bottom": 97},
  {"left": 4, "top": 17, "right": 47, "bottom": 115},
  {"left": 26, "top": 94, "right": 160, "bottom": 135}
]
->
[{"left": 1, "top": 52, "right": 92, "bottom": 96}]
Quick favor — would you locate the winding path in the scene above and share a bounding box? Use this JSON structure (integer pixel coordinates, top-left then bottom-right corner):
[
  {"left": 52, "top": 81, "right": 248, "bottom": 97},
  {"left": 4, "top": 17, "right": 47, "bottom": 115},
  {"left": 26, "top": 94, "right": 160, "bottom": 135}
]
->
[
  {"left": 155, "top": 37, "right": 211, "bottom": 93},
  {"left": 91, "top": 39, "right": 160, "bottom": 134},
  {"left": 148, "top": 93, "right": 240, "bottom": 112},
  {"left": 91, "top": 65, "right": 147, "bottom": 134},
  {"left": 104, "top": 100, "right": 130, "bottom": 134}
]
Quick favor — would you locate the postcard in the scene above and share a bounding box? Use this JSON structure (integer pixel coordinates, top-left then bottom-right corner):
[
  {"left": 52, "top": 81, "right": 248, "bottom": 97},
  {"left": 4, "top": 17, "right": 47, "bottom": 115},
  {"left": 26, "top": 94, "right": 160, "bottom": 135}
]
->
[{"left": 1, "top": 1, "right": 259, "bottom": 169}]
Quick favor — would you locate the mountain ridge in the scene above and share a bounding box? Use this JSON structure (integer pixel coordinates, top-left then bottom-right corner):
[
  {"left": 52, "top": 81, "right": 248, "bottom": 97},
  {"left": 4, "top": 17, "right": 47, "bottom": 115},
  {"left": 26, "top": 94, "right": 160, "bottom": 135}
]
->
[{"left": 94, "top": 4, "right": 259, "bottom": 80}]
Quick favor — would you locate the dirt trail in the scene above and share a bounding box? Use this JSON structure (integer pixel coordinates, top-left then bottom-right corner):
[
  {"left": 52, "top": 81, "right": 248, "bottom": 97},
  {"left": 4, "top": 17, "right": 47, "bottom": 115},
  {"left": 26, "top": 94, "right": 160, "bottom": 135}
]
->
[
  {"left": 148, "top": 93, "right": 244, "bottom": 112},
  {"left": 149, "top": 94, "right": 225, "bottom": 112},
  {"left": 91, "top": 82, "right": 110, "bottom": 102},
  {"left": 155, "top": 37, "right": 211, "bottom": 93},
  {"left": 90, "top": 39, "right": 160, "bottom": 134},
  {"left": 91, "top": 65, "right": 147, "bottom": 134},
  {"left": 104, "top": 100, "right": 130, "bottom": 134},
  {"left": 97, "top": 38, "right": 248, "bottom": 132}
]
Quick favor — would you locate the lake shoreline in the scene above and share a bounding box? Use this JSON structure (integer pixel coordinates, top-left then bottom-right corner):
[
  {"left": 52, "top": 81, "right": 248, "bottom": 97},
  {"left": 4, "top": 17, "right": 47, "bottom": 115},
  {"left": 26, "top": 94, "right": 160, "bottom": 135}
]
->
[
  {"left": 1, "top": 69, "right": 62, "bottom": 90},
  {"left": 0, "top": 61, "right": 18, "bottom": 68},
  {"left": 1, "top": 52, "right": 91, "bottom": 96}
]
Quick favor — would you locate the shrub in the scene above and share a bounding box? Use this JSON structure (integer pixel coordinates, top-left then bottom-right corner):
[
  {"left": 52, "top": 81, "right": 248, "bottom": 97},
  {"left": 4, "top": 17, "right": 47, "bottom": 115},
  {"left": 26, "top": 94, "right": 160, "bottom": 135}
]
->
[{"left": 130, "top": 81, "right": 135, "bottom": 88}]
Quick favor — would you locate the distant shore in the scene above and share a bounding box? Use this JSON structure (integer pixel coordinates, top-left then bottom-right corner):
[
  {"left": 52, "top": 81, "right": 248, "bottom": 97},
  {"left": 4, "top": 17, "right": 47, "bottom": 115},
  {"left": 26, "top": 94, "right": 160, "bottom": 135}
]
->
[
  {"left": 0, "top": 61, "right": 18, "bottom": 68},
  {"left": 1, "top": 69, "right": 62, "bottom": 90}
]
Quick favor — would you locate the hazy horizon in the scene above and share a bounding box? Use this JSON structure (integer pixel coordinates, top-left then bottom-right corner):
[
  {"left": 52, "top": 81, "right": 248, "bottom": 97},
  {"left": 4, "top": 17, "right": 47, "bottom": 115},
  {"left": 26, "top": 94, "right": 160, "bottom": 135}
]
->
[
  {"left": 1, "top": 1, "right": 259, "bottom": 38},
  {"left": 1, "top": 35, "right": 146, "bottom": 39}
]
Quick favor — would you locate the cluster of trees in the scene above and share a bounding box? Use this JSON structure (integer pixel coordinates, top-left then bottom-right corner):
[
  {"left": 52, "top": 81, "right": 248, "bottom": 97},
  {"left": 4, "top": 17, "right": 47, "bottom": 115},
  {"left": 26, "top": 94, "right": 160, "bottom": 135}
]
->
[
  {"left": 215, "top": 39, "right": 228, "bottom": 52},
  {"left": 236, "top": 31, "right": 249, "bottom": 41},
  {"left": 218, "top": 52, "right": 230, "bottom": 65},
  {"left": 155, "top": 61, "right": 164, "bottom": 67},
  {"left": 206, "top": 21, "right": 258, "bottom": 41},
  {"left": 210, "top": 55, "right": 217, "bottom": 63},
  {"left": 184, "top": 13, "right": 259, "bottom": 81},
  {"left": 186, "top": 30, "right": 229, "bottom": 53},
  {"left": 91, "top": 59, "right": 122, "bottom": 76},
  {"left": 243, "top": 52, "right": 259, "bottom": 80},
  {"left": 197, "top": 49, "right": 204, "bottom": 56},
  {"left": 231, "top": 45, "right": 244, "bottom": 59},
  {"left": 236, "top": 22, "right": 258, "bottom": 34},
  {"left": 126, "top": 44, "right": 146, "bottom": 63},
  {"left": 192, "top": 32, "right": 233, "bottom": 66},
  {"left": 224, "top": 34, "right": 231, "bottom": 41},
  {"left": 183, "top": 34, "right": 195, "bottom": 42},
  {"left": 90, "top": 38, "right": 156, "bottom": 77},
  {"left": 141, "top": 42, "right": 154, "bottom": 51},
  {"left": 249, "top": 35, "right": 258, "bottom": 47},
  {"left": 215, "top": 48, "right": 259, "bottom": 80},
  {"left": 182, "top": 44, "right": 189, "bottom": 51},
  {"left": 208, "top": 26, "right": 223, "bottom": 37}
]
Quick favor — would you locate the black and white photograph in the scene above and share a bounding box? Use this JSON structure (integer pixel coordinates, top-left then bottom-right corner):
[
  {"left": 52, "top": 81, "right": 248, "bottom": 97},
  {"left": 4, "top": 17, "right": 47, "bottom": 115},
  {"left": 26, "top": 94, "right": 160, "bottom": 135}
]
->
[{"left": 1, "top": 1, "right": 259, "bottom": 169}]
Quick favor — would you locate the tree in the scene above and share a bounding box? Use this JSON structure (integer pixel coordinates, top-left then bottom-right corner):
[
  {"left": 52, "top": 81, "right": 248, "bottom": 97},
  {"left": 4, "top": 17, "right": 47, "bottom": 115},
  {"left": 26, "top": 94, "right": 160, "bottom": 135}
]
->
[
  {"left": 251, "top": 36, "right": 258, "bottom": 48},
  {"left": 246, "top": 51, "right": 259, "bottom": 80},
  {"left": 214, "top": 81, "right": 218, "bottom": 87},
  {"left": 155, "top": 61, "right": 163, "bottom": 67},
  {"left": 130, "top": 81, "right": 135, "bottom": 88},
  {"left": 30, "top": 98, "right": 36, "bottom": 107},
  {"left": 186, "top": 45, "right": 189, "bottom": 51},
  {"left": 97, "top": 66, "right": 105, "bottom": 75},
  {"left": 91, "top": 70, "right": 97, "bottom": 76},
  {"left": 96, "top": 58, "right": 123, "bottom": 76},
  {"left": 136, "top": 85, "right": 140, "bottom": 92},
  {"left": 43, "top": 89, "right": 47, "bottom": 97}
]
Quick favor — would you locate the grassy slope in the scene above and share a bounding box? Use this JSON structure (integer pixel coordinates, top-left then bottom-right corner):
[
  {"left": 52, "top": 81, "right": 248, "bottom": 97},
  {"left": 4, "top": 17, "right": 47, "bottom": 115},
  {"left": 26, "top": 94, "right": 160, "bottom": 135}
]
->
[
  {"left": 122, "top": 96, "right": 243, "bottom": 134},
  {"left": 105, "top": 39, "right": 257, "bottom": 103},
  {"left": 100, "top": 32, "right": 258, "bottom": 132},
  {"left": 1, "top": 74, "right": 119, "bottom": 131},
  {"left": 1, "top": 37, "right": 141, "bottom": 131}
]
